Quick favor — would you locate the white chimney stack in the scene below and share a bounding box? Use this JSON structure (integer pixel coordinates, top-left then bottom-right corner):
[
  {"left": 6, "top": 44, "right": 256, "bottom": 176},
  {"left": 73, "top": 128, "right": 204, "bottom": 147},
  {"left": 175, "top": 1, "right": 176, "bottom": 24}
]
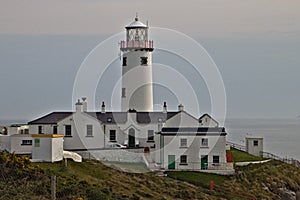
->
[
  {"left": 82, "top": 97, "right": 87, "bottom": 112},
  {"left": 163, "top": 101, "right": 167, "bottom": 113},
  {"left": 178, "top": 104, "right": 184, "bottom": 111},
  {"left": 75, "top": 99, "right": 82, "bottom": 112},
  {"left": 101, "top": 101, "right": 106, "bottom": 113}
]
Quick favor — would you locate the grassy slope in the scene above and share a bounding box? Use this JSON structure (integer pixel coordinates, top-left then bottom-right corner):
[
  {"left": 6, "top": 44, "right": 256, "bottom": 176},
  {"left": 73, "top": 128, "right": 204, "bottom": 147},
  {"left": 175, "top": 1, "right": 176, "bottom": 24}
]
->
[
  {"left": 226, "top": 148, "right": 265, "bottom": 162},
  {"left": 1, "top": 151, "right": 300, "bottom": 200}
]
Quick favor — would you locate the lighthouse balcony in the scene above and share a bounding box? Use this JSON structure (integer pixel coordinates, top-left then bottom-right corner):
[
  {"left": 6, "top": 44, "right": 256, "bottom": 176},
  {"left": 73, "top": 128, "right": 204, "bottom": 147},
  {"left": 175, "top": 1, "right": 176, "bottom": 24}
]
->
[{"left": 120, "top": 40, "right": 154, "bottom": 51}]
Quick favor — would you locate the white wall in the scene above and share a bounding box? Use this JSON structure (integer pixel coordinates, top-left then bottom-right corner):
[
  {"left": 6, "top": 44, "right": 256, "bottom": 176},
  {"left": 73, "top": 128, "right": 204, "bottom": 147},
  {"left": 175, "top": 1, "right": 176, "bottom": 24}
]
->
[
  {"left": 246, "top": 137, "right": 263, "bottom": 157},
  {"left": 32, "top": 136, "right": 64, "bottom": 162},
  {"left": 164, "top": 111, "right": 200, "bottom": 127},
  {"left": 121, "top": 51, "right": 153, "bottom": 112},
  {"left": 58, "top": 112, "right": 105, "bottom": 150},
  {"left": 158, "top": 134, "right": 226, "bottom": 170},
  {"left": 29, "top": 124, "right": 55, "bottom": 134},
  {"left": 10, "top": 135, "right": 33, "bottom": 154}
]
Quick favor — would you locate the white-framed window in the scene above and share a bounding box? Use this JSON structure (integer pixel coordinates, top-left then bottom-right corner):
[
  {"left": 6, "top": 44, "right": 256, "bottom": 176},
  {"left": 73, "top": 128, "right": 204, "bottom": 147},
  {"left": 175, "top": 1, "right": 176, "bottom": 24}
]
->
[
  {"left": 180, "top": 155, "right": 187, "bottom": 165},
  {"left": 253, "top": 140, "right": 258, "bottom": 146},
  {"left": 213, "top": 156, "right": 220, "bottom": 164},
  {"left": 180, "top": 138, "right": 187, "bottom": 147},
  {"left": 86, "top": 124, "right": 93, "bottom": 137},
  {"left": 65, "top": 125, "right": 72, "bottom": 137},
  {"left": 21, "top": 140, "right": 32, "bottom": 146},
  {"left": 38, "top": 126, "right": 43, "bottom": 134},
  {"left": 147, "top": 130, "right": 154, "bottom": 141},
  {"left": 201, "top": 138, "right": 208, "bottom": 147},
  {"left": 109, "top": 130, "right": 116, "bottom": 141}
]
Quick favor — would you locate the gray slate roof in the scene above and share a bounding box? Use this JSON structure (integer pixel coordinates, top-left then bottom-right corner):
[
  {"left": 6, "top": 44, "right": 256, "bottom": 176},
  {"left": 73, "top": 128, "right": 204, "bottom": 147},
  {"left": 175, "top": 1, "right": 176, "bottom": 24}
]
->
[
  {"left": 159, "top": 127, "right": 226, "bottom": 136},
  {"left": 28, "top": 111, "right": 180, "bottom": 125},
  {"left": 28, "top": 112, "right": 73, "bottom": 124}
]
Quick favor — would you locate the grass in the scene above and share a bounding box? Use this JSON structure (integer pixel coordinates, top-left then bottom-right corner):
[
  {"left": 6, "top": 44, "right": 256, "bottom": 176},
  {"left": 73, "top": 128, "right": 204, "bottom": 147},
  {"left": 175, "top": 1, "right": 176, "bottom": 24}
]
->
[
  {"left": 101, "top": 161, "right": 149, "bottom": 173},
  {"left": 2, "top": 152, "right": 300, "bottom": 199},
  {"left": 167, "top": 171, "right": 228, "bottom": 188},
  {"left": 227, "top": 148, "right": 265, "bottom": 162}
]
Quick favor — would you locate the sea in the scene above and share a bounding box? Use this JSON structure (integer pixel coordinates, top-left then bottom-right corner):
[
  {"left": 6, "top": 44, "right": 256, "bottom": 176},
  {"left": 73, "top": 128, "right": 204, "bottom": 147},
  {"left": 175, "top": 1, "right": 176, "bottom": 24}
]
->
[
  {"left": 224, "top": 118, "right": 300, "bottom": 161},
  {"left": 1, "top": 118, "right": 300, "bottom": 161}
]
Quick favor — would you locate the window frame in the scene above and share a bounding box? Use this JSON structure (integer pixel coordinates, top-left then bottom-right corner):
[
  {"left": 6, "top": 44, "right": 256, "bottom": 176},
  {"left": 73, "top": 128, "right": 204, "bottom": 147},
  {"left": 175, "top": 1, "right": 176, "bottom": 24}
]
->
[
  {"left": 38, "top": 126, "right": 43, "bottom": 134},
  {"left": 109, "top": 130, "right": 116, "bottom": 142},
  {"left": 21, "top": 140, "right": 32, "bottom": 146},
  {"left": 122, "top": 88, "right": 126, "bottom": 98},
  {"left": 86, "top": 124, "right": 93, "bottom": 137},
  {"left": 140, "top": 57, "right": 148, "bottom": 66},
  {"left": 180, "top": 155, "right": 188, "bottom": 165},
  {"left": 180, "top": 138, "right": 188, "bottom": 148},
  {"left": 53, "top": 126, "right": 57, "bottom": 134},
  {"left": 147, "top": 130, "right": 154, "bottom": 142},
  {"left": 34, "top": 138, "right": 40, "bottom": 147},
  {"left": 122, "top": 57, "right": 127, "bottom": 66},
  {"left": 253, "top": 140, "right": 259, "bottom": 146},
  {"left": 65, "top": 125, "right": 72, "bottom": 137},
  {"left": 201, "top": 138, "right": 208, "bottom": 147},
  {"left": 213, "top": 155, "right": 220, "bottom": 164}
]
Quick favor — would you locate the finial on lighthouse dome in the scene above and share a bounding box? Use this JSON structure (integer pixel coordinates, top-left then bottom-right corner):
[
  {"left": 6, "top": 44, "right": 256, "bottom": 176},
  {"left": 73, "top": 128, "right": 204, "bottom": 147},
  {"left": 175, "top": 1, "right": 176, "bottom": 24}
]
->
[{"left": 126, "top": 13, "right": 147, "bottom": 28}]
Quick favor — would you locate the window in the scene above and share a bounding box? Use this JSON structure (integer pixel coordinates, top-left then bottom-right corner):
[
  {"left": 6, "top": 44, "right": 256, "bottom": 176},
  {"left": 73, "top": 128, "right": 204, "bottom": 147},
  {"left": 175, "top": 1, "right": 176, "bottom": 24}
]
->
[
  {"left": 180, "top": 138, "right": 187, "bottom": 147},
  {"left": 53, "top": 126, "right": 57, "bottom": 134},
  {"left": 213, "top": 156, "right": 220, "bottom": 164},
  {"left": 107, "top": 117, "right": 112, "bottom": 123},
  {"left": 24, "top": 129, "right": 29, "bottom": 134},
  {"left": 34, "top": 139, "right": 40, "bottom": 147},
  {"left": 122, "top": 57, "right": 127, "bottom": 66},
  {"left": 86, "top": 125, "right": 93, "bottom": 137},
  {"left": 20, "top": 130, "right": 24, "bottom": 134},
  {"left": 180, "top": 155, "right": 187, "bottom": 164},
  {"left": 201, "top": 138, "right": 208, "bottom": 147},
  {"left": 65, "top": 125, "right": 72, "bottom": 137},
  {"left": 21, "top": 140, "right": 32, "bottom": 146},
  {"left": 140, "top": 57, "right": 148, "bottom": 65},
  {"left": 253, "top": 140, "right": 258, "bottom": 146},
  {"left": 38, "top": 126, "right": 43, "bottom": 134},
  {"left": 109, "top": 130, "right": 116, "bottom": 141},
  {"left": 122, "top": 88, "right": 126, "bottom": 98},
  {"left": 147, "top": 130, "right": 154, "bottom": 142}
]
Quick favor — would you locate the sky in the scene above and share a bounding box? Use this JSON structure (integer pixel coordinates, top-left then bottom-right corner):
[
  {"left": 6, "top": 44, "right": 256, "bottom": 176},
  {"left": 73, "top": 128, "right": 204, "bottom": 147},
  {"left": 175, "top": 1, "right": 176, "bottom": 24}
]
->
[{"left": 0, "top": 0, "right": 300, "bottom": 121}]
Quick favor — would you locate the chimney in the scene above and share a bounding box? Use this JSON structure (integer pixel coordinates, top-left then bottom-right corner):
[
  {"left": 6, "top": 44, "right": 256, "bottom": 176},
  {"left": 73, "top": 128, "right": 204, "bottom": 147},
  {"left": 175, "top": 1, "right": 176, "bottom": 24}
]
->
[
  {"left": 82, "top": 97, "right": 87, "bottom": 112},
  {"left": 101, "top": 101, "right": 106, "bottom": 113},
  {"left": 75, "top": 99, "right": 82, "bottom": 112},
  {"left": 178, "top": 104, "right": 184, "bottom": 111},
  {"left": 163, "top": 101, "right": 167, "bottom": 113}
]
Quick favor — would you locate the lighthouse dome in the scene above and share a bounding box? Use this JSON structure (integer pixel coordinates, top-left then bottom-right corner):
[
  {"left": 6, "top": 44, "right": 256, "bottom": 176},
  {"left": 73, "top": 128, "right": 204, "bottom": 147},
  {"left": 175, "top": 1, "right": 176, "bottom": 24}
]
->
[{"left": 126, "top": 16, "right": 147, "bottom": 28}]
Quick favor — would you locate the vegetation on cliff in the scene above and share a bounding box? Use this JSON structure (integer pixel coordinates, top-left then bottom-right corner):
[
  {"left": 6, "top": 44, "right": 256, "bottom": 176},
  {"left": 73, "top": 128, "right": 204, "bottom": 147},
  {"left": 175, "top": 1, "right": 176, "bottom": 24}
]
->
[{"left": 0, "top": 150, "right": 299, "bottom": 200}]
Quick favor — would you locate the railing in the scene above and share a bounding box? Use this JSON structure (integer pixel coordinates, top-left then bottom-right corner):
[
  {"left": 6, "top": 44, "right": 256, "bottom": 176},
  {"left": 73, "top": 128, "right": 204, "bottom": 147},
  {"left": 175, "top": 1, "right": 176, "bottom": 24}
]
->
[
  {"left": 261, "top": 151, "right": 300, "bottom": 168},
  {"left": 120, "top": 40, "right": 154, "bottom": 49},
  {"left": 226, "top": 141, "right": 246, "bottom": 151}
]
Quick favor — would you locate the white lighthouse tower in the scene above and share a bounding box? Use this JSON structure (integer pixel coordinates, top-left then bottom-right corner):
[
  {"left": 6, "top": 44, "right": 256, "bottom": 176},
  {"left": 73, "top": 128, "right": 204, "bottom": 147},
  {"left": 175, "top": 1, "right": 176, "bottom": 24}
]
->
[{"left": 120, "top": 14, "right": 154, "bottom": 112}]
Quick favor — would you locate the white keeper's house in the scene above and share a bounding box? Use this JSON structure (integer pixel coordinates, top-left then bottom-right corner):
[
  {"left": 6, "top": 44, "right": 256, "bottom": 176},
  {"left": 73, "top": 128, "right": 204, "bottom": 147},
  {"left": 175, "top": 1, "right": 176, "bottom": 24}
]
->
[{"left": 0, "top": 15, "right": 232, "bottom": 171}]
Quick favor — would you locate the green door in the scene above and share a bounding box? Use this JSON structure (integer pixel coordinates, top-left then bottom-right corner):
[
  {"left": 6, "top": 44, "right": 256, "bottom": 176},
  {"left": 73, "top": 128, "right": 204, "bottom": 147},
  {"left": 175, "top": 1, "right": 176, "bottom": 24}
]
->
[
  {"left": 201, "top": 155, "right": 208, "bottom": 169},
  {"left": 128, "top": 128, "right": 135, "bottom": 147},
  {"left": 168, "top": 155, "right": 175, "bottom": 169}
]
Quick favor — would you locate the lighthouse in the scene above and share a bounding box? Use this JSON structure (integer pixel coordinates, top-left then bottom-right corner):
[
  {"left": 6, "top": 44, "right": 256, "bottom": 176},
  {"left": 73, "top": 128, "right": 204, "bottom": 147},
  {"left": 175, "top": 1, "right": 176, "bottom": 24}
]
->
[{"left": 120, "top": 14, "right": 154, "bottom": 112}]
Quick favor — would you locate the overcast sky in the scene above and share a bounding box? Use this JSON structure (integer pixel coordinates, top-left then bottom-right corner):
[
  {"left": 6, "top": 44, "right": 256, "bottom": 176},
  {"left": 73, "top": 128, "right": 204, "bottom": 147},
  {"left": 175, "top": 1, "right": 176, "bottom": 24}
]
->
[{"left": 0, "top": 0, "right": 300, "bottom": 121}]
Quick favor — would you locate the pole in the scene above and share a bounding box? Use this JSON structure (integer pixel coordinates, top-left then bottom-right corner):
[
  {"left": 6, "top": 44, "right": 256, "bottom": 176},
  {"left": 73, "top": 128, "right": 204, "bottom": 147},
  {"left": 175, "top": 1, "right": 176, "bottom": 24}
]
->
[{"left": 51, "top": 175, "right": 56, "bottom": 200}]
